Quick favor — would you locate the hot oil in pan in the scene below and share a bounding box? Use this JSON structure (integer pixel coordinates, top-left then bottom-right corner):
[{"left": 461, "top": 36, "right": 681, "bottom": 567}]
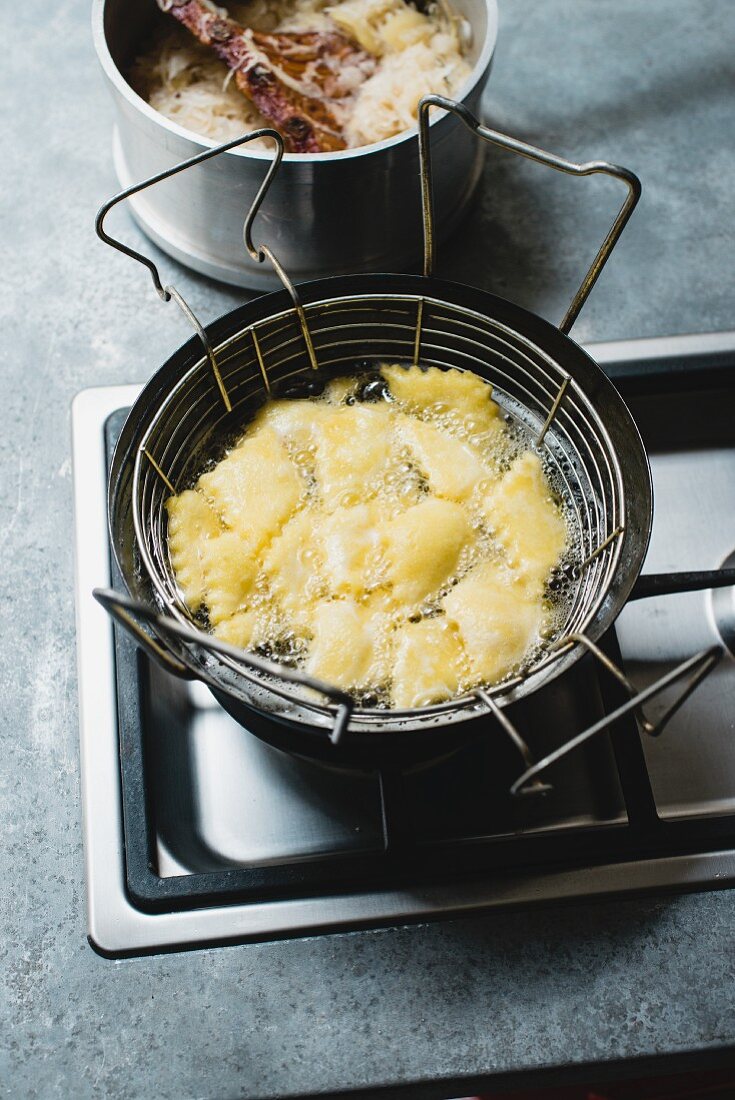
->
[{"left": 166, "top": 363, "right": 583, "bottom": 709}]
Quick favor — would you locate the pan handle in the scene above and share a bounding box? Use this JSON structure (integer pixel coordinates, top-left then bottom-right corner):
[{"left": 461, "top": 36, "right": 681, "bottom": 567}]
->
[
  {"left": 93, "top": 588, "right": 354, "bottom": 745},
  {"left": 95, "top": 129, "right": 285, "bottom": 410},
  {"left": 417, "top": 95, "right": 641, "bottom": 335},
  {"left": 631, "top": 568, "right": 735, "bottom": 601}
]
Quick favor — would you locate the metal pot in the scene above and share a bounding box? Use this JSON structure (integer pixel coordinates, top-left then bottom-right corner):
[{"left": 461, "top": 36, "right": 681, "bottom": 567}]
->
[
  {"left": 94, "top": 99, "right": 725, "bottom": 786},
  {"left": 91, "top": 0, "right": 498, "bottom": 289}
]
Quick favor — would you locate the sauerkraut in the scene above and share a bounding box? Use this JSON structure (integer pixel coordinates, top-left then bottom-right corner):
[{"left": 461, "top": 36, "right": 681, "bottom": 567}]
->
[{"left": 129, "top": 0, "right": 471, "bottom": 150}]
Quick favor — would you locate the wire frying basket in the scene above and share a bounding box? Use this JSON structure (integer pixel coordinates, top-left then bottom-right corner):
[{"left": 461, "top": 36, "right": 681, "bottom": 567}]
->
[{"left": 95, "top": 97, "right": 722, "bottom": 788}]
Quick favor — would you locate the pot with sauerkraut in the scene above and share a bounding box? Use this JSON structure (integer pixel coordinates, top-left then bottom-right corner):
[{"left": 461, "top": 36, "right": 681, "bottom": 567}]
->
[{"left": 92, "top": 0, "right": 497, "bottom": 287}]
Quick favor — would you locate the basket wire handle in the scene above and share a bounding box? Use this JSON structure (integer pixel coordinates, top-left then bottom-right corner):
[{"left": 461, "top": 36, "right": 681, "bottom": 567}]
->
[
  {"left": 95, "top": 128, "right": 316, "bottom": 403},
  {"left": 93, "top": 588, "right": 354, "bottom": 745},
  {"left": 244, "top": 180, "right": 319, "bottom": 369},
  {"left": 418, "top": 95, "right": 642, "bottom": 335},
  {"left": 479, "top": 637, "right": 722, "bottom": 797}
]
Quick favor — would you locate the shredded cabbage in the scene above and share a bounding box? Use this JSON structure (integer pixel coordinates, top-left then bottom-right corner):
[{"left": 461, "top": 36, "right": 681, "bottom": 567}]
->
[{"left": 129, "top": 0, "right": 470, "bottom": 150}]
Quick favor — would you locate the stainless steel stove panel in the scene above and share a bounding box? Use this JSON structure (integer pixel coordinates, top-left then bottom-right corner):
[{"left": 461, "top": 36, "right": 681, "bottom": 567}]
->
[
  {"left": 73, "top": 335, "right": 735, "bottom": 956},
  {"left": 145, "top": 644, "right": 629, "bottom": 883},
  {"left": 616, "top": 446, "right": 735, "bottom": 819},
  {"left": 151, "top": 676, "right": 386, "bottom": 877}
]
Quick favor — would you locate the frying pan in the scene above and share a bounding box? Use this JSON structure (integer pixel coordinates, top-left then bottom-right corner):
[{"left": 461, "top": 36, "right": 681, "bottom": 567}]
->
[{"left": 95, "top": 98, "right": 725, "bottom": 785}]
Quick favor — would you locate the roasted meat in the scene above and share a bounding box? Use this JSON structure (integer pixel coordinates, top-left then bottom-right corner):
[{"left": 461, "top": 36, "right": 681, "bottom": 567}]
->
[{"left": 158, "top": 0, "right": 376, "bottom": 151}]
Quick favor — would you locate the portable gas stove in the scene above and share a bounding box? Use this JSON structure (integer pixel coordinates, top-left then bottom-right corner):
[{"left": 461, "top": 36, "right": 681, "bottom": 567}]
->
[{"left": 73, "top": 331, "right": 735, "bottom": 957}]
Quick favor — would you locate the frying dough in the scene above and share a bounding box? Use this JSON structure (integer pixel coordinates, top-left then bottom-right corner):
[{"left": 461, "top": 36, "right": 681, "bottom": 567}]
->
[
  {"left": 381, "top": 363, "right": 501, "bottom": 435},
  {"left": 199, "top": 425, "right": 303, "bottom": 546},
  {"left": 313, "top": 404, "right": 394, "bottom": 509},
  {"left": 480, "top": 452, "right": 566, "bottom": 590},
  {"left": 398, "top": 415, "right": 490, "bottom": 502},
  {"left": 166, "top": 364, "right": 569, "bottom": 707},
  {"left": 318, "top": 501, "right": 386, "bottom": 595},
  {"left": 213, "top": 608, "right": 261, "bottom": 649},
  {"left": 392, "top": 616, "right": 468, "bottom": 708},
  {"left": 384, "top": 497, "right": 474, "bottom": 608},
  {"left": 443, "top": 560, "right": 546, "bottom": 683},
  {"left": 165, "top": 488, "right": 221, "bottom": 610},
  {"left": 306, "top": 599, "right": 392, "bottom": 690},
  {"left": 262, "top": 508, "right": 326, "bottom": 624},
  {"left": 198, "top": 530, "right": 261, "bottom": 624},
  {"left": 250, "top": 397, "right": 333, "bottom": 454}
]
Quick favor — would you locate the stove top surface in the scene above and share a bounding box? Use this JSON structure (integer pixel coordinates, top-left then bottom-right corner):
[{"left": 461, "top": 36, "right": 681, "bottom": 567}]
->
[{"left": 73, "top": 334, "right": 735, "bottom": 956}]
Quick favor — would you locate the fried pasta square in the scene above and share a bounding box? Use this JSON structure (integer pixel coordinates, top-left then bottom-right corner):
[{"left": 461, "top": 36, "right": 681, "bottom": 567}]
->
[
  {"left": 480, "top": 452, "right": 567, "bottom": 589},
  {"left": 381, "top": 363, "right": 502, "bottom": 435},
  {"left": 198, "top": 425, "right": 303, "bottom": 548},
  {"left": 383, "top": 497, "right": 474, "bottom": 607},
  {"left": 392, "top": 616, "right": 468, "bottom": 708},
  {"left": 165, "top": 488, "right": 222, "bottom": 611},
  {"left": 312, "top": 404, "right": 395, "bottom": 509},
  {"left": 443, "top": 560, "right": 546, "bottom": 683},
  {"left": 305, "top": 599, "right": 393, "bottom": 691},
  {"left": 318, "top": 501, "right": 387, "bottom": 596},
  {"left": 198, "top": 530, "right": 261, "bottom": 624},
  {"left": 398, "top": 415, "right": 490, "bottom": 502},
  {"left": 261, "top": 508, "right": 325, "bottom": 625}
]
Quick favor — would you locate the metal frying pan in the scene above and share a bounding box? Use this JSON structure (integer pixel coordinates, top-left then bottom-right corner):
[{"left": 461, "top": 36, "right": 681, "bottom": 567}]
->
[{"left": 94, "top": 98, "right": 726, "bottom": 786}]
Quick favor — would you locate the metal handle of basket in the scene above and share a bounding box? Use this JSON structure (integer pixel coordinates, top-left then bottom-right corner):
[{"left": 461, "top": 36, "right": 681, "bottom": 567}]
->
[
  {"left": 95, "top": 129, "right": 319, "bottom": 388},
  {"left": 93, "top": 588, "right": 355, "bottom": 744},
  {"left": 96, "top": 129, "right": 281, "bottom": 298},
  {"left": 418, "top": 95, "right": 642, "bottom": 335},
  {"left": 478, "top": 636, "right": 723, "bottom": 797},
  {"left": 95, "top": 130, "right": 281, "bottom": 410}
]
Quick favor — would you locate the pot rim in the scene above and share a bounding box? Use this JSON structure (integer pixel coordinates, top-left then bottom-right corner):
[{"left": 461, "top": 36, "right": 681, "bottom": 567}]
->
[{"left": 91, "top": 0, "right": 499, "bottom": 164}]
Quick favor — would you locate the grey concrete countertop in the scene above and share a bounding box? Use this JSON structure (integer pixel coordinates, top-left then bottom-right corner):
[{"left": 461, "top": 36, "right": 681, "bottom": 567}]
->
[{"left": 1, "top": 1, "right": 733, "bottom": 1097}]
